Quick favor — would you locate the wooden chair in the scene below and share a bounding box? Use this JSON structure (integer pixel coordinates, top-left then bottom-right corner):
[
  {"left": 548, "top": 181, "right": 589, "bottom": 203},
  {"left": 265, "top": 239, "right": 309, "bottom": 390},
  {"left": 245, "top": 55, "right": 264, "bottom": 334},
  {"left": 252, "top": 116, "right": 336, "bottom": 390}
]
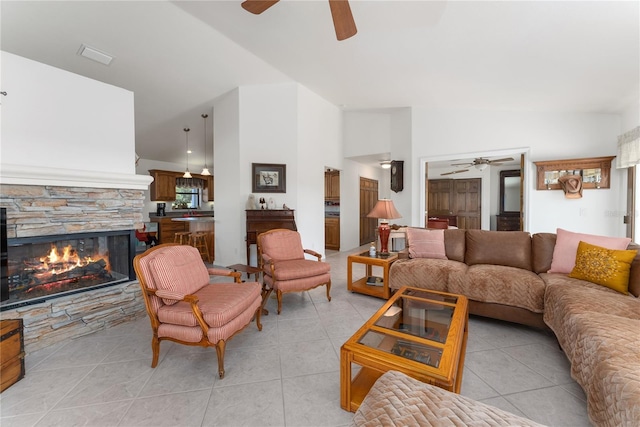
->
[
  {"left": 190, "top": 232, "right": 211, "bottom": 263},
  {"left": 173, "top": 231, "right": 191, "bottom": 245},
  {"left": 257, "top": 229, "right": 331, "bottom": 314},
  {"left": 133, "top": 243, "right": 262, "bottom": 378}
]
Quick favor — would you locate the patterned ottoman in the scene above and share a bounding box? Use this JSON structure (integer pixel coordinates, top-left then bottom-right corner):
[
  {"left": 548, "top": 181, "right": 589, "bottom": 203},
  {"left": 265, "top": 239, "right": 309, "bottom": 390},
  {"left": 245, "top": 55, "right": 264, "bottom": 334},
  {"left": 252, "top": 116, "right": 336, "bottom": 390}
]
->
[{"left": 350, "top": 370, "right": 544, "bottom": 427}]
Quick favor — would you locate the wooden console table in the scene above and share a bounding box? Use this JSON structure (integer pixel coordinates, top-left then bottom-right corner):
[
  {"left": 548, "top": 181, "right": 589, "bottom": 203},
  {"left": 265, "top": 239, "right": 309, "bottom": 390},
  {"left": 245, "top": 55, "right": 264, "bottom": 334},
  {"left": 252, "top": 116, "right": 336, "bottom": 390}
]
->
[{"left": 245, "top": 209, "right": 297, "bottom": 266}]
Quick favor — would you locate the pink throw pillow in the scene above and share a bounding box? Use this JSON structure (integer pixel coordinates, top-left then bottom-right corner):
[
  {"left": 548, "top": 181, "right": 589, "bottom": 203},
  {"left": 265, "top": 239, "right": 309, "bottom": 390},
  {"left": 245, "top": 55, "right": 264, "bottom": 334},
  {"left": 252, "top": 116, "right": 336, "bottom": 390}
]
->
[
  {"left": 407, "top": 228, "right": 447, "bottom": 259},
  {"left": 548, "top": 228, "right": 631, "bottom": 274}
]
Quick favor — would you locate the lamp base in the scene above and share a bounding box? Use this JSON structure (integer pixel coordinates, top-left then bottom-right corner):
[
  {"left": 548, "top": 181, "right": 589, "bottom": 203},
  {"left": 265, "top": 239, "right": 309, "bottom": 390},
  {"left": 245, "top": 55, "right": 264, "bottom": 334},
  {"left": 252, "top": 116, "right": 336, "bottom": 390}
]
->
[{"left": 378, "top": 222, "right": 391, "bottom": 254}]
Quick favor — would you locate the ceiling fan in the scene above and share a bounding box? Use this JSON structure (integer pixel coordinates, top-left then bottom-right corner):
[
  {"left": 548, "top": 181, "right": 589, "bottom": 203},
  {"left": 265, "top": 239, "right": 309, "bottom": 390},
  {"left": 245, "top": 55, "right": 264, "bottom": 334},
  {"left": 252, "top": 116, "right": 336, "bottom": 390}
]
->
[
  {"left": 241, "top": 0, "right": 358, "bottom": 41},
  {"left": 440, "top": 157, "right": 514, "bottom": 176}
]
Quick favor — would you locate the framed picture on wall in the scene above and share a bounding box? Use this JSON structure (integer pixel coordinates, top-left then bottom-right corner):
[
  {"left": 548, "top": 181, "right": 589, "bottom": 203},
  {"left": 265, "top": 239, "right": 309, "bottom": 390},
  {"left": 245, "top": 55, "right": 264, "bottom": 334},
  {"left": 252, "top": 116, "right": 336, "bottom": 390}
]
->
[{"left": 252, "top": 163, "right": 286, "bottom": 193}]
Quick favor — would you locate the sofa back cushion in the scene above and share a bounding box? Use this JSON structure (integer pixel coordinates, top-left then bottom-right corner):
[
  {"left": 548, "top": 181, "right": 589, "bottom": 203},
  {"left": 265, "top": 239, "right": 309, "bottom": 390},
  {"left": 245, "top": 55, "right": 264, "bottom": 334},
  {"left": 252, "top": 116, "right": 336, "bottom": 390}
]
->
[
  {"left": 548, "top": 228, "right": 631, "bottom": 273},
  {"left": 532, "top": 233, "right": 557, "bottom": 274},
  {"left": 627, "top": 242, "right": 640, "bottom": 297},
  {"left": 443, "top": 229, "right": 466, "bottom": 262},
  {"left": 465, "top": 230, "right": 532, "bottom": 271},
  {"left": 406, "top": 228, "right": 447, "bottom": 259}
]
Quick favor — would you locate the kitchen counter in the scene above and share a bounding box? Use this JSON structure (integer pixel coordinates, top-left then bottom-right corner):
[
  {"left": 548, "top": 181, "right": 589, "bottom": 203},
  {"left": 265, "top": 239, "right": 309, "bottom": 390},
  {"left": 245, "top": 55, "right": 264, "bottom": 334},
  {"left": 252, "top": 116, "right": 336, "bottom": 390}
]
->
[{"left": 171, "top": 217, "right": 215, "bottom": 222}]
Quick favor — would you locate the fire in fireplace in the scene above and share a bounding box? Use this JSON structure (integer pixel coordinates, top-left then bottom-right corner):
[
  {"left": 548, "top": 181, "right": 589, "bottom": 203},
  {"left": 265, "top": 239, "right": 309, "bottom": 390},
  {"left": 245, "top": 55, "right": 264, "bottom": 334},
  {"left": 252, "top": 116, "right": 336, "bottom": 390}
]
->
[{"left": 1, "top": 230, "right": 136, "bottom": 311}]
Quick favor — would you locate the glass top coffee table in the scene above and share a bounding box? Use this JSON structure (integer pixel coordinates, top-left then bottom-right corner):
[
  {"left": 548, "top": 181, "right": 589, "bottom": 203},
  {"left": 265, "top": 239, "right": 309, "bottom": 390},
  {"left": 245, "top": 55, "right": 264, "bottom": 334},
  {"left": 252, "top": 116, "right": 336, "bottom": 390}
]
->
[{"left": 340, "top": 286, "right": 469, "bottom": 412}]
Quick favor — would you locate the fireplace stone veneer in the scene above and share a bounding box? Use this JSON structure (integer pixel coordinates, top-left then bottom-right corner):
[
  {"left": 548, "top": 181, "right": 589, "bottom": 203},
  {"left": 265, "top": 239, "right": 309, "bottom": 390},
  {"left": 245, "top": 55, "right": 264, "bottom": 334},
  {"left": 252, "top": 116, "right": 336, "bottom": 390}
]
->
[{"left": 0, "top": 184, "right": 148, "bottom": 354}]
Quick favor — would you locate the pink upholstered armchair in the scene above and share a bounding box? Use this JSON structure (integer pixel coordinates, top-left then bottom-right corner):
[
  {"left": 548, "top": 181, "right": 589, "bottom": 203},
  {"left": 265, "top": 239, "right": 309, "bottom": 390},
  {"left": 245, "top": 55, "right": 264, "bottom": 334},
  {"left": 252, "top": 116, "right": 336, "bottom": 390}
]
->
[
  {"left": 257, "top": 229, "right": 331, "bottom": 314},
  {"left": 133, "top": 243, "right": 262, "bottom": 379}
]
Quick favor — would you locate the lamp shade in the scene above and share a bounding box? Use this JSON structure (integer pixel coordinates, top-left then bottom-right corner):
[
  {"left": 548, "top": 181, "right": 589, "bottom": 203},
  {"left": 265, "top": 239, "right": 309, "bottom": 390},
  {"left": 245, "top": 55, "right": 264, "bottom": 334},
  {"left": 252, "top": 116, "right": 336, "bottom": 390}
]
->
[{"left": 366, "top": 199, "right": 402, "bottom": 220}]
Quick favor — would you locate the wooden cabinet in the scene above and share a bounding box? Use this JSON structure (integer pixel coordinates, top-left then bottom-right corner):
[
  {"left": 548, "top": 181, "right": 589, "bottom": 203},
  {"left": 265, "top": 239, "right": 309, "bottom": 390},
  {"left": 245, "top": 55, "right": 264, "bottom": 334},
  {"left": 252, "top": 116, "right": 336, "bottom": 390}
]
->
[
  {"left": 428, "top": 179, "right": 481, "bottom": 230},
  {"left": 149, "top": 170, "right": 179, "bottom": 201},
  {"left": 205, "top": 176, "right": 214, "bottom": 202},
  {"left": 496, "top": 215, "right": 521, "bottom": 231},
  {"left": 325, "top": 171, "right": 340, "bottom": 200},
  {"left": 153, "top": 217, "right": 188, "bottom": 244},
  {"left": 1, "top": 319, "right": 25, "bottom": 392},
  {"left": 325, "top": 217, "right": 340, "bottom": 250},
  {"left": 149, "top": 170, "right": 215, "bottom": 202}
]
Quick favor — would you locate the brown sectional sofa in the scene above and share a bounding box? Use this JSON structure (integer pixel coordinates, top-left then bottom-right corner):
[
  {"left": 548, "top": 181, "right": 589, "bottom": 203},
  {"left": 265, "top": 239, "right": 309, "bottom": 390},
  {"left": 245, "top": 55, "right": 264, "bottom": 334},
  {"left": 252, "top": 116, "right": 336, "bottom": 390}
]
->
[{"left": 388, "top": 229, "right": 640, "bottom": 427}]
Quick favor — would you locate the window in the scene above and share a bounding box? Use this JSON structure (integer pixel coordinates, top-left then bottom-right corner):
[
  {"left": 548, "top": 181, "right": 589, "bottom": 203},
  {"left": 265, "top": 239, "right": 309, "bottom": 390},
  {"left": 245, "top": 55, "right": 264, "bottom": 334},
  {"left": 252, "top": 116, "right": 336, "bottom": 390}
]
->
[{"left": 173, "top": 187, "right": 200, "bottom": 209}]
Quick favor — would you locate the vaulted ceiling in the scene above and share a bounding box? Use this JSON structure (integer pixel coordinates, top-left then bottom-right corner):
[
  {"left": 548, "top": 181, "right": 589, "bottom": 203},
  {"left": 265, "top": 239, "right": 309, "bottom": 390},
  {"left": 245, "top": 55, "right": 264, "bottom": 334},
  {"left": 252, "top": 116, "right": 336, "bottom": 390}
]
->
[{"left": 2, "top": 1, "right": 638, "bottom": 166}]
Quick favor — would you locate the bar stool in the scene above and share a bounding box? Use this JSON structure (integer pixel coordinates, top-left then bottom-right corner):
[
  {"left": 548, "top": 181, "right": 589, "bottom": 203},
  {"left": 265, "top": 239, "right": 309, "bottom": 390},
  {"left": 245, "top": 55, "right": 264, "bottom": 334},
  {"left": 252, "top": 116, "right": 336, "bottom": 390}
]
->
[
  {"left": 174, "top": 231, "right": 191, "bottom": 245},
  {"left": 190, "top": 232, "right": 211, "bottom": 263}
]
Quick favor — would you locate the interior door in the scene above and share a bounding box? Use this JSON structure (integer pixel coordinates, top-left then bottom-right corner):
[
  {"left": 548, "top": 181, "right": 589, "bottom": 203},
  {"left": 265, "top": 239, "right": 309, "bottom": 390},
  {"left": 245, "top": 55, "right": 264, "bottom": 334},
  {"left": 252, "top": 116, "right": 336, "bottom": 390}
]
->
[{"left": 360, "top": 177, "right": 378, "bottom": 245}]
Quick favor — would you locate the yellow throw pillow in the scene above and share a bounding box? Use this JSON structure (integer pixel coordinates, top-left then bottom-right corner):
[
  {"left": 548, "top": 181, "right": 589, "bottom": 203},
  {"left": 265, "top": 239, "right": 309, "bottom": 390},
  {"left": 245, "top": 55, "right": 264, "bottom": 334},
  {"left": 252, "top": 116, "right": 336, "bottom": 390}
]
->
[{"left": 569, "top": 241, "right": 638, "bottom": 294}]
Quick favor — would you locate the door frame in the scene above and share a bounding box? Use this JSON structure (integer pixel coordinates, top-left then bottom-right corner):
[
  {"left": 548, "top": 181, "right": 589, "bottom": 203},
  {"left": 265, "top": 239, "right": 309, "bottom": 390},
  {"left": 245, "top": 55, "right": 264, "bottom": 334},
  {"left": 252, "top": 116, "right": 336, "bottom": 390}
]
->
[{"left": 420, "top": 147, "right": 530, "bottom": 229}]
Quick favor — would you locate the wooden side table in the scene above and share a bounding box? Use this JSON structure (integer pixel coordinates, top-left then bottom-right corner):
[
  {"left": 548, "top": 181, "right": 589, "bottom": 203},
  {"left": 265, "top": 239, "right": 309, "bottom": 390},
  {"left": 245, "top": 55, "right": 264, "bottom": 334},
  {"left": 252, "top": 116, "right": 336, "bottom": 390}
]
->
[
  {"left": 347, "top": 251, "right": 398, "bottom": 299},
  {"left": 226, "top": 264, "right": 261, "bottom": 282}
]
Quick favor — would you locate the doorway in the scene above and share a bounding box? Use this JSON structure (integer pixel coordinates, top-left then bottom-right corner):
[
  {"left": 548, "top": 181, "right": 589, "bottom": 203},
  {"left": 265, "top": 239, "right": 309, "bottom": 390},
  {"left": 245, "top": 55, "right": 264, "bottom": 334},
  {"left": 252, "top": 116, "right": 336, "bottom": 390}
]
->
[{"left": 359, "top": 177, "right": 378, "bottom": 245}]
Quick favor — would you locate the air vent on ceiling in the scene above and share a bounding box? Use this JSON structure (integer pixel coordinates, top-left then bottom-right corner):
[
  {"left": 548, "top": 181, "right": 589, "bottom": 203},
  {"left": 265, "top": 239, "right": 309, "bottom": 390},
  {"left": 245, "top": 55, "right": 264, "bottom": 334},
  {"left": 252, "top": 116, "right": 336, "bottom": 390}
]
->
[{"left": 77, "top": 44, "right": 114, "bottom": 66}]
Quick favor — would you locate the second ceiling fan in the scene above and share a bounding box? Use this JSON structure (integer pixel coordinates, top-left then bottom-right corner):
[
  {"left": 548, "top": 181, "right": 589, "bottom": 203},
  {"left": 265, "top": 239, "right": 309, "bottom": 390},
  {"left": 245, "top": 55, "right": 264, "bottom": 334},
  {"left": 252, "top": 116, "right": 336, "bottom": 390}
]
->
[
  {"left": 441, "top": 157, "right": 514, "bottom": 176},
  {"left": 241, "top": 0, "right": 357, "bottom": 41}
]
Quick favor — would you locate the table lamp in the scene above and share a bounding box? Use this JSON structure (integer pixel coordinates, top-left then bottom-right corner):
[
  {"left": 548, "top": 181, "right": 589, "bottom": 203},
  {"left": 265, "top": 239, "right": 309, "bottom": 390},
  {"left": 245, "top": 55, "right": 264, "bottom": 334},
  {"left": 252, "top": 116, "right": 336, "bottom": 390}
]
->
[{"left": 366, "top": 199, "right": 402, "bottom": 255}]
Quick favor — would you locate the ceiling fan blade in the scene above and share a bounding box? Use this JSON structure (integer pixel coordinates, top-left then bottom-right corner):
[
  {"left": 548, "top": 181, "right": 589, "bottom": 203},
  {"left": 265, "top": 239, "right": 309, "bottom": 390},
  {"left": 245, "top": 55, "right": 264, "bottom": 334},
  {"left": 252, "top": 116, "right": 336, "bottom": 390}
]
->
[
  {"left": 441, "top": 169, "right": 469, "bottom": 176},
  {"left": 488, "top": 157, "right": 514, "bottom": 164},
  {"left": 329, "top": 0, "right": 357, "bottom": 41},
  {"left": 241, "top": 0, "right": 279, "bottom": 15},
  {"left": 450, "top": 162, "right": 473, "bottom": 167}
]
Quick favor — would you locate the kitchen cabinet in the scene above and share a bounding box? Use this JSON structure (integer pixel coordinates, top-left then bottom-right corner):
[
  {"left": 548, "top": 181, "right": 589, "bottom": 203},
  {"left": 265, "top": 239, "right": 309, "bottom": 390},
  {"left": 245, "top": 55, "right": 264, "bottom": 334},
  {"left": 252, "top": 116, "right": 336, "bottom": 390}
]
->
[
  {"left": 149, "top": 170, "right": 214, "bottom": 202},
  {"left": 152, "top": 217, "right": 188, "bottom": 244},
  {"left": 149, "top": 170, "right": 179, "bottom": 201},
  {"left": 325, "top": 217, "right": 340, "bottom": 250},
  {"left": 325, "top": 170, "right": 340, "bottom": 200}
]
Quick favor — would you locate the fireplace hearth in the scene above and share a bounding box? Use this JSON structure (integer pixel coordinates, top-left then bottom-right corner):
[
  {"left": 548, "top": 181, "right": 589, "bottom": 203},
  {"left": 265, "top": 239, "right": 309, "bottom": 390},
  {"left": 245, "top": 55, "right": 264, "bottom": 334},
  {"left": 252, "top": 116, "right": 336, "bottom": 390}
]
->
[{"left": 1, "top": 230, "right": 136, "bottom": 311}]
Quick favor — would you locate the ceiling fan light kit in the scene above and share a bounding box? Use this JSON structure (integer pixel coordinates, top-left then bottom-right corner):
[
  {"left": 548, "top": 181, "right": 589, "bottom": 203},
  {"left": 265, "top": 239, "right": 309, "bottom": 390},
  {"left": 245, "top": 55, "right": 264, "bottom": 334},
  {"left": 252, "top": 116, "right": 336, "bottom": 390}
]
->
[{"left": 241, "top": 0, "right": 357, "bottom": 41}]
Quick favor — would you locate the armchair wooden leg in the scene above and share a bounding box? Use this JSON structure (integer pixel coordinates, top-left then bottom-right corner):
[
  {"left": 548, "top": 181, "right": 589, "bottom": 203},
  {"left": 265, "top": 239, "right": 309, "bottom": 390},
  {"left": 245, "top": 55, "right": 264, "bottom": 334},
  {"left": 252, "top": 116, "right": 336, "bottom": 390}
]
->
[
  {"left": 326, "top": 280, "right": 332, "bottom": 302},
  {"left": 277, "top": 290, "right": 283, "bottom": 314},
  {"left": 255, "top": 306, "right": 262, "bottom": 331},
  {"left": 215, "top": 339, "right": 226, "bottom": 379},
  {"left": 151, "top": 336, "right": 160, "bottom": 368}
]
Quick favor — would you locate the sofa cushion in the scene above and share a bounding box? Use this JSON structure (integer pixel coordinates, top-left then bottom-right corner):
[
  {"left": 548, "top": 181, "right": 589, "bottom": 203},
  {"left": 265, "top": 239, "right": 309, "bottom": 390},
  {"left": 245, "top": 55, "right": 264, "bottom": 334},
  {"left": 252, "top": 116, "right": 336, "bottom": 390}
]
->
[
  {"left": 568, "top": 241, "right": 637, "bottom": 294},
  {"left": 449, "top": 264, "right": 546, "bottom": 313},
  {"left": 548, "top": 228, "right": 631, "bottom": 274},
  {"left": 350, "top": 370, "right": 544, "bottom": 427},
  {"left": 406, "top": 228, "right": 446, "bottom": 259},
  {"left": 531, "top": 232, "right": 557, "bottom": 274},
  {"left": 389, "top": 258, "right": 467, "bottom": 293},
  {"left": 465, "top": 230, "right": 532, "bottom": 271},
  {"left": 542, "top": 274, "right": 640, "bottom": 359},
  {"left": 443, "top": 229, "right": 466, "bottom": 262}
]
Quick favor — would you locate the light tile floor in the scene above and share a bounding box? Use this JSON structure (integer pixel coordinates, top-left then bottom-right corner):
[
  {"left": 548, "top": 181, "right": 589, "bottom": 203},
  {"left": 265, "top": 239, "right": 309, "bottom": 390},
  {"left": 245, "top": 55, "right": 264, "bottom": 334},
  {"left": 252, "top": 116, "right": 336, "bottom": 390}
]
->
[{"left": 0, "top": 247, "right": 591, "bottom": 426}]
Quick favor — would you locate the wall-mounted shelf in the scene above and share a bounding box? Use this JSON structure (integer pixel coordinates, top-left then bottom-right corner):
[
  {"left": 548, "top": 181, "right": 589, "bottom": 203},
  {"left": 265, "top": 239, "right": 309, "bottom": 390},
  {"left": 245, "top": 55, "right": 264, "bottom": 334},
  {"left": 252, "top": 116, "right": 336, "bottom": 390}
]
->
[{"left": 534, "top": 156, "right": 615, "bottom": 190}]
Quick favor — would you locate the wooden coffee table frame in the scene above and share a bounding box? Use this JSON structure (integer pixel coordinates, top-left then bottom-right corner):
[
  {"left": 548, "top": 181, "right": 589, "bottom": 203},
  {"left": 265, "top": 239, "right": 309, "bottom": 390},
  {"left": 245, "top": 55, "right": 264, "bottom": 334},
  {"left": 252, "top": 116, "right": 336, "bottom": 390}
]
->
[
  {"left": 340, "top": 286, "right": 469, "bottom": 412},
  {"left": 347, "top": 251, "right": 398, "bottom": 299}
]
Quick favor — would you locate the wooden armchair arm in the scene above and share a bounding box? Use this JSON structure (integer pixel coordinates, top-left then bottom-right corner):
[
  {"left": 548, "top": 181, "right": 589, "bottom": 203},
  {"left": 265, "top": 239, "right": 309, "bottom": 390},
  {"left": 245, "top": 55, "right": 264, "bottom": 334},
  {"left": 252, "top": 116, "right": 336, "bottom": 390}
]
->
[
  {"left": 150, "top": 288, "right": 209, "bottom": 334},
  {"left": 304, "top": 248, "right": 323, "bottom": 261},
  {"left": 207, "top": 268, "right": 242, "bottom": 283}
]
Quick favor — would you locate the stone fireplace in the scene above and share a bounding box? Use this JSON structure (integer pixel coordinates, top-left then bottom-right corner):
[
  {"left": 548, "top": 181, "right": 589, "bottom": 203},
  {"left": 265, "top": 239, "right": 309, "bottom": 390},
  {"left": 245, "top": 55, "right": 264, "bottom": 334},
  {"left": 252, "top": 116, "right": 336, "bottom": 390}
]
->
[{"left": 0, "top": 183, "right": 149, "bottom": 354}]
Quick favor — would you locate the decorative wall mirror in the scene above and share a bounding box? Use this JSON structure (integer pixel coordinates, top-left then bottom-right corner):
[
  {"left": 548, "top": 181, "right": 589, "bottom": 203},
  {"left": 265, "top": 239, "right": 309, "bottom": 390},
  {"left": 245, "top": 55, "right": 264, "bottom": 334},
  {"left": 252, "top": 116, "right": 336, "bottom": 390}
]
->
[
  {"left": 534, "top": 156, "right": 615, "bottom": 191},
  {"left": 500, "top": 170, "right": 521, "bottom": 214}
]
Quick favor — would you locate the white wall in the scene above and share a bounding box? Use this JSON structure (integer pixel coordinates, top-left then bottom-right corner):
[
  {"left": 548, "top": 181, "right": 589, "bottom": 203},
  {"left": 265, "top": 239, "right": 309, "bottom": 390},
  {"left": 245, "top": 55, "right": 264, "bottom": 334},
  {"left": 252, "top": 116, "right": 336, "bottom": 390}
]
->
[
  {"left": 1, "top": 52, "right": 134, "bottom": 175},
  {"left": 411, "top": 109, "right": 624, "bottom": 236},
  {"left": 213, "top": 83, "right": 344, "bottom": 267},
  {"left": 0, "top": 51, "right": 150, "bottom": 189}
]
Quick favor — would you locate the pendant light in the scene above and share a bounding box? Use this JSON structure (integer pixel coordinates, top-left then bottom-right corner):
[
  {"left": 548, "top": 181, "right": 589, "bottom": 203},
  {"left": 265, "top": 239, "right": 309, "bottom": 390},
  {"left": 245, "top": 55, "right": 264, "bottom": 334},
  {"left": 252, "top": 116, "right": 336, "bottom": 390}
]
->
[
  {"left": 200, "top": 113, "right": 211, "bottom": 176},
  {"left": 183, "top": 127, "right": 192, "bottom": 178}
]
